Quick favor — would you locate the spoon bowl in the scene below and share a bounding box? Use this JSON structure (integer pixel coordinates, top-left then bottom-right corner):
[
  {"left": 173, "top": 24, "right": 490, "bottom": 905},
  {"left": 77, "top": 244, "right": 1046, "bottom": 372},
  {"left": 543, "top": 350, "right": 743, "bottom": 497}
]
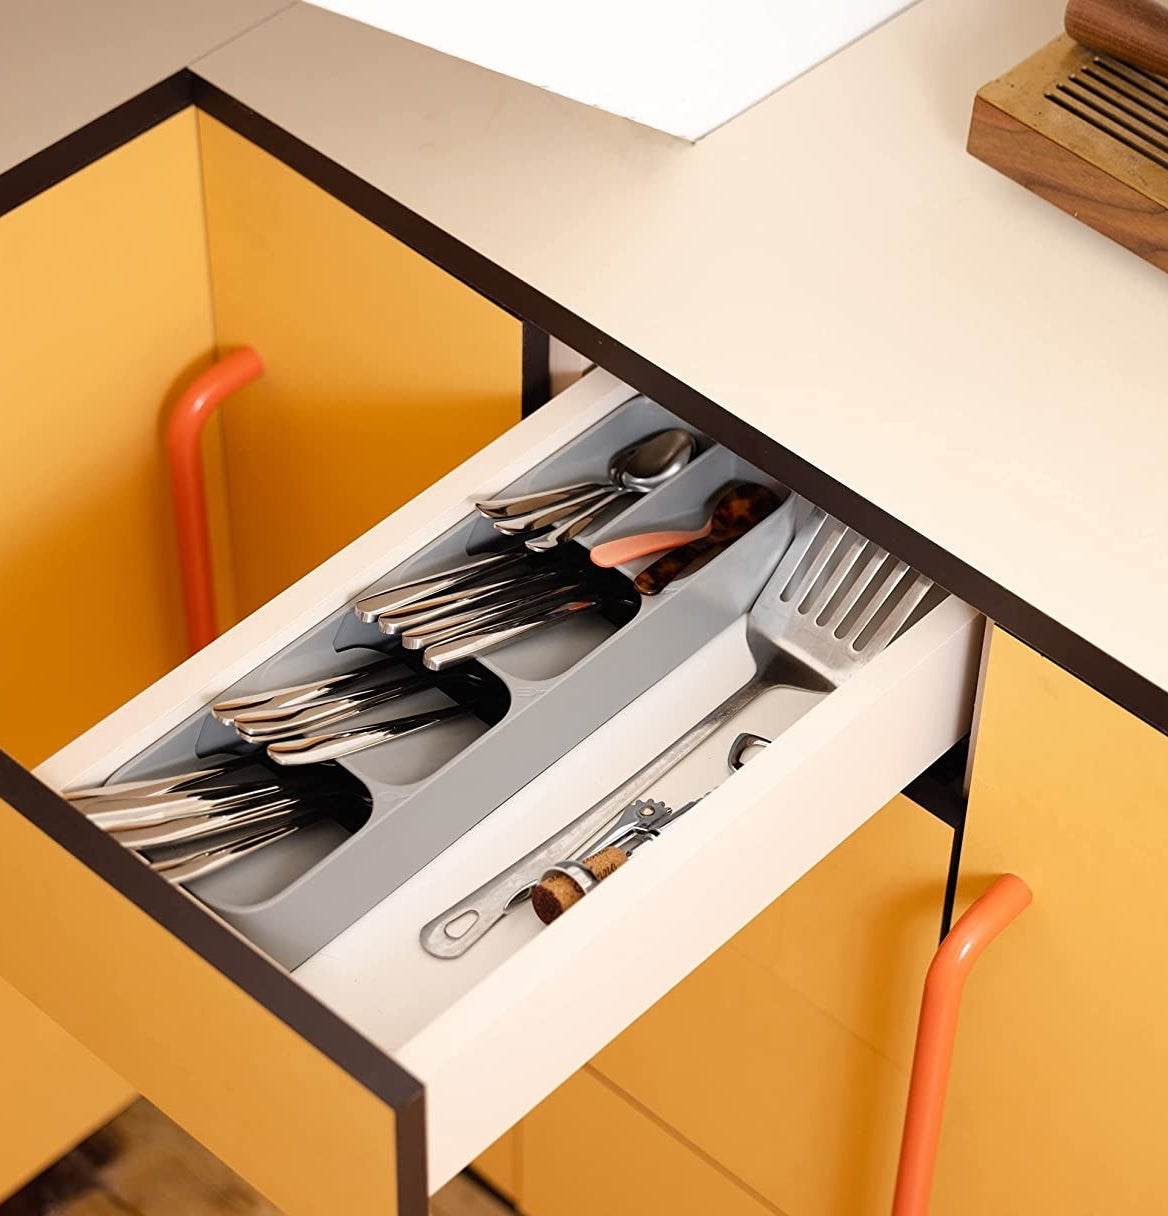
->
[{"left": 524, "top": 429, "right": 697, "bottom": 551}]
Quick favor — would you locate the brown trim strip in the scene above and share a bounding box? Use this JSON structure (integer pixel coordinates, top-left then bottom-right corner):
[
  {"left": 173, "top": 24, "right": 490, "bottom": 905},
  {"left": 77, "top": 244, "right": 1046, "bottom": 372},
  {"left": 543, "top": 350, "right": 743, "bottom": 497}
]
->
[
  {"left": 521, "top": 322, "right": 552, "bottom": 416},
  {"left": 0, "top": 72, "right": 195, "bottom": 218},
  {"left": 0, "top": 751, "right": 424, "bottom": 1117},
  {"left": 0, "top": 751, "right": 430, "bottom": 1216},
  {"left": 192, "top": 75, "right": 1168, "bottom": 737}
]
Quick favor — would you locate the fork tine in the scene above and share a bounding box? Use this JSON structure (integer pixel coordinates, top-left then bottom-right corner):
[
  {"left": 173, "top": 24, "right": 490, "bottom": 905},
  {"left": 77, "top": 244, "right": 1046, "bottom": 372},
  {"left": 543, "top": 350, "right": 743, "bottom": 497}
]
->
[
  {"left": 809, "top": 530, "right": 867, "bottom": 620},
  {"left": 857, "top": 571, "right": 935, "bottom": 655},
  {"left": 822, "top": 544, "right": 888, "bottom": 632},
  {"left": 773, "top": 506, "right": 830, "bottom": 601}
]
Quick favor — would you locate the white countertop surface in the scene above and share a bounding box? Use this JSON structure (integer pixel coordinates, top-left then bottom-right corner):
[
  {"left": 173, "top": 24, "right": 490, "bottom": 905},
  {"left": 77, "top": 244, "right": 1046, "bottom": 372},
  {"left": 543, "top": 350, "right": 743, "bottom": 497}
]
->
[
  {"left": 5, "top": 0, "right": 1162, "bottom": 712},
  {"left": 193, "top": 0, "right": 1168, "bottom": 706},
  {"left": 0, "top": 0, "right": 289, "bottom": 176}
]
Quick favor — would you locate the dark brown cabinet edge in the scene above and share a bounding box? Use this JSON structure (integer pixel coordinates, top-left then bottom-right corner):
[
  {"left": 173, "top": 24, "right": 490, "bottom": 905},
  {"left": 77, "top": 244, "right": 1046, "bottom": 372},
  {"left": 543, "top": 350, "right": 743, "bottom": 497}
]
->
[{"left": 0, "top": 751, "right": 428, "bottom": 1214}]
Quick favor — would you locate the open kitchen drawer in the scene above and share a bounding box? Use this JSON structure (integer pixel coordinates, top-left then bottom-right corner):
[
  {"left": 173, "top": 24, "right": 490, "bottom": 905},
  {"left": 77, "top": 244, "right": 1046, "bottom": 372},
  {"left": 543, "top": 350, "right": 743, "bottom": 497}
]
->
[{"left": 0, "top": 367, "right": 981, "bottom": 1215}]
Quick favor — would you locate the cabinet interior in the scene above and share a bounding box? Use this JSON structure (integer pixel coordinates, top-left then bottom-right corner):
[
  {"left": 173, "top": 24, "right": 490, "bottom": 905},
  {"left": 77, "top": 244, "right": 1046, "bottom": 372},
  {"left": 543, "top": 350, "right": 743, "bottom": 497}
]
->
[{"left": 0, "top": 108, "right": 524, "bottom": 768}]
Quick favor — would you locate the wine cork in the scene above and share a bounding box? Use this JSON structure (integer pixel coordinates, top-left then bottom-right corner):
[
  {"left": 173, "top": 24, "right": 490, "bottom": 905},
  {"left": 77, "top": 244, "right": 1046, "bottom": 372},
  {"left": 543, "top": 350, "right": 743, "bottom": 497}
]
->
[{"left": 531, "top": 846, "right": 629, "bottom": 924}]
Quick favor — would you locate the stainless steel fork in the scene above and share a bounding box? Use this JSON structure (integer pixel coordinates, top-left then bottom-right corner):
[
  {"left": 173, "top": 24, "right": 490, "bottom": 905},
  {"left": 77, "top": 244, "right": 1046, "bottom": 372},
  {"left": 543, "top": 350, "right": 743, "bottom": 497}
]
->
[{"left": 420, "top": 499, "right": 936, "bottom": 958}]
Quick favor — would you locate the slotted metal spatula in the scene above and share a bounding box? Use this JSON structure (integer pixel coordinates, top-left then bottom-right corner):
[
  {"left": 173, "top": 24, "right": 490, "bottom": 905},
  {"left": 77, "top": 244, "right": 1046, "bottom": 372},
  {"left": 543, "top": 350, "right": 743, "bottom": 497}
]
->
[{"left": 421, "top": 499, "right": 936, "bottom": 958}]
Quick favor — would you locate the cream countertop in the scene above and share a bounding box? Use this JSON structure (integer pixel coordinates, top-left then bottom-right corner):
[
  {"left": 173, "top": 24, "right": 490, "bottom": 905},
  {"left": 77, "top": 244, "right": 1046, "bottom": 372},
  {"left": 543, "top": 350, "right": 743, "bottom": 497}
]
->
[
  {"left": 192, "top": 0, "right": 1168, "bottom": 710},
  {"left": 0, "top": 0, "right": 289, "bottom": 176}
]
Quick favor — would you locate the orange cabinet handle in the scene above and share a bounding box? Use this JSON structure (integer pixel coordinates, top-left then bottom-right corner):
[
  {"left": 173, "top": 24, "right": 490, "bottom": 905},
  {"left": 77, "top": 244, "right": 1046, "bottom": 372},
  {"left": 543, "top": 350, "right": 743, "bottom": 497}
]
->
[
  {"left": 892, "top": 873, "right": 1032, "bottom": 1216},
  {"left": 166, "top": 348, "right": 263, "bottom": 653}
]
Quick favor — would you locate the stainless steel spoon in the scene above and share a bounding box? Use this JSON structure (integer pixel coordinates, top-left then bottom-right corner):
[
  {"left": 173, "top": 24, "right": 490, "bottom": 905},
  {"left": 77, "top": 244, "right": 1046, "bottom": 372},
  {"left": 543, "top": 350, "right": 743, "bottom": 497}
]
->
[
  {"left": 524, "top": 430, "right": 697, "bottom": 551},
  {"left": 481, "top": 428, "right": 690, "bottom": 542},
  {"left": 400, "top": 582, "right": 585, "bottom": 650},
  {"left": 112, "top": 798, "right": 303, "bottom": 849},
  {"left": 149, "top": 819, "right": 312, "bottom": 885},
  {"left": 266, "top": 705, "right": 470, "bottom": 766},
  {"left": 475, "top": 482, "right": 608, "bottom": 520}
]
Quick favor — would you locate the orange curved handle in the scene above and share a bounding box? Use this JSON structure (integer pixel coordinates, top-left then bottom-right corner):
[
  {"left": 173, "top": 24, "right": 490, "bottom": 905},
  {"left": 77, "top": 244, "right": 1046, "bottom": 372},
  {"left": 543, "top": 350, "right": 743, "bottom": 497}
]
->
[
  {"left": 892, "top": 873, "right": 1032, "bottom": 1216},
  {"left": 166, "top": 348, "right": 263, "bottom": 653},
  {"left": 590, "top": 522, "right": 713, "bottom": 568}
]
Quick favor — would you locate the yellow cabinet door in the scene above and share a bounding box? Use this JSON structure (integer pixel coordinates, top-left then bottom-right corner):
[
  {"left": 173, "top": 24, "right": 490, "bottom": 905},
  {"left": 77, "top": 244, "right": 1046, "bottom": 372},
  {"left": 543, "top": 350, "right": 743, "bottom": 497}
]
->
[
  {"left": 522, "top": 1069, "right": 775, "bottom": 1216},
  {"left": 522, "top": 793, "right": 953, "bottom": 1216},
  {"left": 933, "top": 628, "right": 1168, "bottom": 1214}
]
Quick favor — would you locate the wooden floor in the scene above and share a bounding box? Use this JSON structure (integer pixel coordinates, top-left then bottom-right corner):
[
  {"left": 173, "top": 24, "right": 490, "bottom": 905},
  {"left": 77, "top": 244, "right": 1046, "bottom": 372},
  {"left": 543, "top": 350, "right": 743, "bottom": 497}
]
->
[{"left": 0, "top": 1101, "right": 512, "bottom": 1216}]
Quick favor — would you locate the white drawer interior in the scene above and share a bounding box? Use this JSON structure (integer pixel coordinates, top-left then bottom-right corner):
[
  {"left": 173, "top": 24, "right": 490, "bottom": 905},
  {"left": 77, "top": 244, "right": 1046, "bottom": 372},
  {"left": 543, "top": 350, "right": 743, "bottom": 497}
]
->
[{"left": 41, "top": 367, "right": 982, "bottom": 1190}]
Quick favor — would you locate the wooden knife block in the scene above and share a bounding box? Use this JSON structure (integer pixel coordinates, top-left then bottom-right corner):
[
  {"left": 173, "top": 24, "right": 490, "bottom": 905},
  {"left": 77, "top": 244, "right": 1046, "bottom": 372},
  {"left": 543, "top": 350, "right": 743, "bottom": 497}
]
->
[{"left": 968, "top": 34, "right": 1168, "bottom": 272}]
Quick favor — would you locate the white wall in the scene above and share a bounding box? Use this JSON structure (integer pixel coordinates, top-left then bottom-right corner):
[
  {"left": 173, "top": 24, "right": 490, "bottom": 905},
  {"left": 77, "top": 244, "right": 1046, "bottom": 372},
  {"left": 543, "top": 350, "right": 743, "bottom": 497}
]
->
[{"left": 307, "top": 1, "right": 916, "bottom": 140}]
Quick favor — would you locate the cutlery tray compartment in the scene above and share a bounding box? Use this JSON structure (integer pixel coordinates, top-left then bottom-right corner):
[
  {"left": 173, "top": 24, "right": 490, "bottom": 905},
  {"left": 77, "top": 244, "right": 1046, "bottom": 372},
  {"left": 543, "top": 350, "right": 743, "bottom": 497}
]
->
[{"left": 100, "top": 393, "right": 793, "bottom": 968}]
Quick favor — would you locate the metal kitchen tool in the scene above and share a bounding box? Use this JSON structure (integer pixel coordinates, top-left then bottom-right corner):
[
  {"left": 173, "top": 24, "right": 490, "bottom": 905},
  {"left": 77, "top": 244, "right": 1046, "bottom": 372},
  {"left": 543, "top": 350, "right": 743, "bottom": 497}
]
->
[
  {"left": 529, "top": 734, "right": 772, "bottom": 923},
  {"left": 231, "top": 674, "right": 432, "bottom": 742},
  {"left": 374, "top": 567, "right": 568, "bottom": 636},
  {"left": 352, "top": 550, "right": 530, "bottom": 622},
  {"left": 478, "top": 429, "right": 696, "bottom": 544},
  {"left": 400, "top": 582, "right": 586, "bottom": 650},
  {"left": 476, "top": 482, "right": 610, "bottom": 519},
  {"left": 111, "top": 797, "right": 306, "bottom": 850},
  {"left": 519, "top": 430, "right": 697, "bottom": 551},
  {"left": 422, "top": 596, "right": 604, "bottom": 671},
  {"left": 590, "top": 482, "right": 783, "bottom": 570},
  {"left": 212, "top": 660, "right": 399, "bottom": 725},
  {"left": 487, "top": 487, "right": 625, "bottom": 535},
  {"left": 149, "top": 820, "right": 312, "bottom": 886},
  {"left": 266, "top": 704, "right": 471, "bottom": 766},
  {"left": 64, "top": 767, "right": 227, "bottom": 802},
  {"left": 421, "top": 501, "right": 935, "bottom": 958},
  {"left": 63, "top": 759, "right": 277, "bottom": 803},
  {"left": 529, "top": 797, "right": 698, "bottom": 924},
  {"left": 82, "top": 784, "right": 280, "bottom": 831}
]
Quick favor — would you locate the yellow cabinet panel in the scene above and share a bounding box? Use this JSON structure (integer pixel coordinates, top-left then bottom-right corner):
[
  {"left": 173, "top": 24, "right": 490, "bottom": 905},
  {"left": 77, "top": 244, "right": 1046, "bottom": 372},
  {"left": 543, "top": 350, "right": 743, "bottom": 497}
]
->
[
  {"left": 0, "top": 802, "right": 399, "bottom": 1216},
  {"left": 730, "top": 793, "right": 951, "bottom": 1069},
  {"left": 0, "top": 110, "right": 218, "bottom": 1200},
  {"left": 473, "top": 1129, "right": 521, "bottom": 1204},
  {"left": 934, "top": 628, "right": 1168, "bottom": 1215},
  {"left": 0, "top": 110, "right": 215, "bottom": 764},
  {"left": 546, "top": 795, "right": 949, "bottom": 1216},
  {"left": 522, "top": 1069, "right": 773, "bottom": 1216},
  {"left": 0, "top": 979, "right": 131, "bottom": 1200},
  {"left": 197, "top": 113, "right": 524, "bottom": 619},
  {"left": 593, "top": 943, "right": 910, "bottom": 1216}
]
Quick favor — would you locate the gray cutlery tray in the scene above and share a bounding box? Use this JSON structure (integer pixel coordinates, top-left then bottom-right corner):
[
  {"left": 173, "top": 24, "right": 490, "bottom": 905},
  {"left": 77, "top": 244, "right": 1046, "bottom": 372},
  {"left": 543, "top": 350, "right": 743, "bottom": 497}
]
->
[{"left": 107, "top": 395, "right": 796, "bottom": 968}]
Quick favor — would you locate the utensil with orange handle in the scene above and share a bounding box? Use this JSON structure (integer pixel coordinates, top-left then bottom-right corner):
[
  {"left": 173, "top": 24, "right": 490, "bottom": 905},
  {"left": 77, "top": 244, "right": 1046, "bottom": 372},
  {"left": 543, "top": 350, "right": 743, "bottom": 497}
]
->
[{"left": 589, "top": 482, "right": 783, "bottom": 570}]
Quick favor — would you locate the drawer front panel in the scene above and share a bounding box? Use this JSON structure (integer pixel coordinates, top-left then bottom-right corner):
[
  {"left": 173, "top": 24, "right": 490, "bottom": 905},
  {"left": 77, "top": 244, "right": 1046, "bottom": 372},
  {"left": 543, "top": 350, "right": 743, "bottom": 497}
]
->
[{"left": 0, "top": 771, "right": 410, "bottom": 1216}]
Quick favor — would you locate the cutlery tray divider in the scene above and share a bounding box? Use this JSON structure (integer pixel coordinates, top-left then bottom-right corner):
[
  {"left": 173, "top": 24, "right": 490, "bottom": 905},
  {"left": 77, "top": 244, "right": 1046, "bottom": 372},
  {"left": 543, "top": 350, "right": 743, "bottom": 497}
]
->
[{"left": 106, "top": 396, "right": 793, "bottom": 968}]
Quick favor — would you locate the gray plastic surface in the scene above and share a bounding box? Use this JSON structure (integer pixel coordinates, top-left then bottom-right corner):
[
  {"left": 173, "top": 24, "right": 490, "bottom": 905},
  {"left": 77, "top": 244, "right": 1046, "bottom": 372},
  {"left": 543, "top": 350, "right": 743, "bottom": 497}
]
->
[{"left": 108, "top": 396, "right": 795, "bottom": 967}]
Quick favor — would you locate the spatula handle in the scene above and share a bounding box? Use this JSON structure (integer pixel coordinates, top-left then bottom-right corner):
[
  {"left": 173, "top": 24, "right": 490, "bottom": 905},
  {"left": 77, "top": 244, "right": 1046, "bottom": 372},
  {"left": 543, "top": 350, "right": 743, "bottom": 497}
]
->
[{"left": 1066, "top": 0, "right": 1168, "bottom": 77}]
